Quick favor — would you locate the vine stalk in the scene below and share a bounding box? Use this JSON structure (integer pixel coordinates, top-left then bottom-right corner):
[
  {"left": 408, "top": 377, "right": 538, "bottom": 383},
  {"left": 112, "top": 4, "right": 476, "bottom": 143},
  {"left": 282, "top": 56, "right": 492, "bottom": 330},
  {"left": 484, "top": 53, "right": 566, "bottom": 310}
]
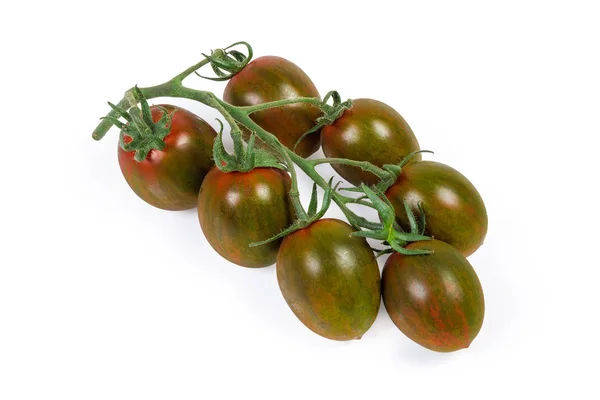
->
[{"left": 92, "top": 56, "right": 391, "bottom": 231}]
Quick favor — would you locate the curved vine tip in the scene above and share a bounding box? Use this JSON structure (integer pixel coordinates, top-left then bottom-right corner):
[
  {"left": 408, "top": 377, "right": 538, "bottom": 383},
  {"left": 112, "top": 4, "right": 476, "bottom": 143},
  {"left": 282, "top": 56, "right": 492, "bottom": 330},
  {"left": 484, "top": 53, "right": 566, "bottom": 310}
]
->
[{"left": 195, "top": 41, "right": 253, "bottom": 81}]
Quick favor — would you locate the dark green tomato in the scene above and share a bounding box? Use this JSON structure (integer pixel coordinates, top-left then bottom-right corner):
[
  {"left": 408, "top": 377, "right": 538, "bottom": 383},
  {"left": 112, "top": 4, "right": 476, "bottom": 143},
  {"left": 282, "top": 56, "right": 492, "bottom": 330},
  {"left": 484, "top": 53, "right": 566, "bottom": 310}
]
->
[
  {"left": 197, "top": 167, "right": 294, "bottom": 268},
  {"left": 276, "top": 219, "right": 380, "bottom": 341},
  {"left": 320, "top": 98, "right": 421, "bottom": 186},
  {"left": 386, "top": 161, "right": 488, "bottom": 257},
  {"left": 118, "top": 105, "right": 216, "bottom": 211},
  {"left": 382, "top": 240, "right": 485, "bottom": 352},
  {"left": 223, "top": 56, "right": 322, "bottom": 158}
]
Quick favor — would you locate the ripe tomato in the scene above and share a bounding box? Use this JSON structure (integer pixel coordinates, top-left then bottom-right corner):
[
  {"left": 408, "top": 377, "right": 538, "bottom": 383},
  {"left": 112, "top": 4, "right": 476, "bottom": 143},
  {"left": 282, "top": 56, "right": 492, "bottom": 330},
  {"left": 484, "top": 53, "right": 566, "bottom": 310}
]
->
[
  {"left": 118, "top": 105, "right": 216, "bottom": 211},
  {"left": 223, "top": 56, "right": 322, "bottom": 158},
  {"left": 386, "top": 161, "right": 487, "bottom": 256},
  {"left": 382, "top": 240, "right": 485, "bottom": 352},
  {"left": 320, "top": 98, "right": 421, "bottom": 186},
  {"left": 197, "top": 167, "right": 294, "bottom": 268},
  {"left": 276, "top": 219, "right": 380, "bottom": 341}
]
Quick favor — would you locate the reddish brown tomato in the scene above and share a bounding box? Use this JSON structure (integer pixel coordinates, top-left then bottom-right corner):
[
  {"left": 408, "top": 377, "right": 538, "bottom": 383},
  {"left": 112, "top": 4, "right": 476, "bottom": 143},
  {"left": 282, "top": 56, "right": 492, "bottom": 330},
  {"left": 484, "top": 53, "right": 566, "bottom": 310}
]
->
[
  {"left": 276, "top": 219, "right": 381, "bottom": 341},
  {"left": 223, "top": 56, "right": 322, "bottom": 158},
  {"left": 320, "top": 98, "right": 421, "bottom": 186},
  {"left": 118, "top": 105, "right": 216, "bottom": 211},
  {"left": 382, "top": 240, "right": 485, "bottom": 352},
  {"left": 385, "top": 161, "right": 488, "bottom": 257},
  {"left": 197, "top": 167, "right": 294, "bottom": 268}
]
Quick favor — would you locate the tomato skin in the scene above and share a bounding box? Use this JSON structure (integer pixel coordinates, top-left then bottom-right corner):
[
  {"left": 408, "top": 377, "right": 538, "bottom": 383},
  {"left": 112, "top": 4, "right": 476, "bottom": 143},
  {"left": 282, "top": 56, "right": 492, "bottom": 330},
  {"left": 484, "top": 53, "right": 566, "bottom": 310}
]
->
[
  {"left": 197, "top": 167, "right": 294, "bottom": 268},
  {"left": 118, "top": 105, "right": 216, "bottom": 211},
  {"left": 276, "top": 219, "right": 381, "bottom": 341},
  {"left": 385, "top": 161, "right": 487, "bottom": 257},
  {"left": 223, "top": 56, "right": 322, "bottom": 158},
  {"left": 320, "top": 98, "right": 421, "bottom": 186},
  {"left": 382, "top": 240, "right": 485, "bottom": 352}
]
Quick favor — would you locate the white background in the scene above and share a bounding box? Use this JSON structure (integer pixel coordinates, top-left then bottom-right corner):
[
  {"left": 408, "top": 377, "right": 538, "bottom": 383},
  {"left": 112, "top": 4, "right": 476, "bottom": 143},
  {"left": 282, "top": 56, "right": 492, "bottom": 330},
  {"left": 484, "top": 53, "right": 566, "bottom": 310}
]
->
[{"left": 1, "top": 1, "right": 599, "bottom": 399}]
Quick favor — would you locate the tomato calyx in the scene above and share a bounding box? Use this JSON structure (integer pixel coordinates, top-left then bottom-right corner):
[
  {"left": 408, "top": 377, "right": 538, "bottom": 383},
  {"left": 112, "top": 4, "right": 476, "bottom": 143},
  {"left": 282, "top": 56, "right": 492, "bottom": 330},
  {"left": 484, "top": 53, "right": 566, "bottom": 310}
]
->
[
  {"left": 195, "top": 41, "right": 253, "bottom": 82},
  {"left": 250, "top": 179, "right": 338, "bottom": 248},
  {"left": 370, "top": 150, "right": 434, "bottom": 193},
  {"left": 292, "top": 91, "right": 353, "bottom": 151},
  {"left": 212, "top": 119, "right": 285, "bottom": 173},
  {"left": 348, "top": 185, "right": 433, "bottom": 256},
  {"left": 102, "top": 87, "right": 172, "bottom": 162}
]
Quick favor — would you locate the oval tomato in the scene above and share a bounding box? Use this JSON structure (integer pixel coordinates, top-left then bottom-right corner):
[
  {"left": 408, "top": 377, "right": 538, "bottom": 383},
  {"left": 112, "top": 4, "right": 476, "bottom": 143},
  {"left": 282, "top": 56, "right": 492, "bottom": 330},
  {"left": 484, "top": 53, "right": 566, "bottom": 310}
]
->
[
  {"left": 276, "top": 219, "right": 380, "bottom": 341},
  {"left": 382, "top": 240, "right": 485, "bottom": 352},
  {"left": 223, "top": 56, "right": 322, "bottom": 158},
  {"left": 118, "top": 105, "right": 216, "bottom": 211},
  {"left": 385, "top": 161, "right": 487, "bottom": 257},
  {"left": 197, "top": 167, "right": 294, "bottom": 268},
  {"left": 320, "top": 98, "right": 421, "bottom": 186}
]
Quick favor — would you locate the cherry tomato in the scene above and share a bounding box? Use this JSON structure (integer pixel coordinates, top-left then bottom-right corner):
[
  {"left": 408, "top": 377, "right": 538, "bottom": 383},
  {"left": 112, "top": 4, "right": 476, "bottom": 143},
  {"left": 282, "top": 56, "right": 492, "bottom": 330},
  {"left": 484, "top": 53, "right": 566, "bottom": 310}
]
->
[
  {"left": 277, "top": 219, "right": 380, "bottom": 341},
  {"left": 321, "top": 98, "right": 421, "bottom": 186},
  {"left": 118, "top": 105, "right": 216, "bottom": 211},
  {"left": 197, "top": 167, "right": 294, "bottom": 268},
  {"left": 385, "top": 161, "right": 488, "bottom": 256},
  {"left": 223, "top": 56, "right": 322, "bottom": 158},
  {"left": 382, "top": 240, "right": 485, "bottom": 352}
]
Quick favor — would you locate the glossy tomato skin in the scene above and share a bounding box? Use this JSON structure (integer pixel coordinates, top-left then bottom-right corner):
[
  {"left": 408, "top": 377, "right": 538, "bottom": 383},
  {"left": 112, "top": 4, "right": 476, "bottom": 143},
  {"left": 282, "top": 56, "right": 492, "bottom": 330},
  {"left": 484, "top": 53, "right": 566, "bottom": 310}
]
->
[
  {"left": 277, "top": 219, "right": 380, "bottom": 341},
  {"left": 385, "top": 161, "right": 487, "bottom": 257},
  {"left": 198, "top": 167, "right": 294, "bottom": 268},
  {"left": 118, "top": 105, "right": 216, "bottom": 211},
  {"left": 320, "top": 98, "right": 421, "bottom": 186},
  {"left": 382, "top": 240, "right": 485, "bottom": 352},
  {"left": 223, "top": 56, "right": 321, "bottom": 158}
]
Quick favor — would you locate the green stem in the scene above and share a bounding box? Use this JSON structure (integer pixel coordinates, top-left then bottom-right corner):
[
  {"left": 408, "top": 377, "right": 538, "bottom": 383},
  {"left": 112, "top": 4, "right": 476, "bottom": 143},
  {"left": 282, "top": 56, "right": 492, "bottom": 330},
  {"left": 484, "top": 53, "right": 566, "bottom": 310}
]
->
[
  {"left": 313, "top": 158, "right": 388, "bottom": 179},
  {"left": 241, "top": 97, "right": 323, "bottom": 114},
  {"left": 90, "top": 68, "right": 382, "bottom": 231}
]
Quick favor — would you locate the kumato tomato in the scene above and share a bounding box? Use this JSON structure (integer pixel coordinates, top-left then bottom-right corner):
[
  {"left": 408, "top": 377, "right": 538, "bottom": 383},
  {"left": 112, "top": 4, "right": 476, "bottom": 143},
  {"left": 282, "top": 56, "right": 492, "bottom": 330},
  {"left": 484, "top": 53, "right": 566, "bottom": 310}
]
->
[
  {"left": 197, "top": 167, "right": 294, "bottom": 268},
  {"left": 276, "top": 219, "right": 380, "bottom": 341},
  {"left": 118, "top": 105, "right": 216, "bottom": 211},
  {"left": 223, "top": 56, "right": 322, "bottom": 158},
  {"left": 382, "top": 240, "right": 485, "bottom": 352},
  {"left": 385, "top": 161, "right": 487, "bottom": 257},
  {"left": 320, "top": 98, "right": 421, "bottom": 186}
]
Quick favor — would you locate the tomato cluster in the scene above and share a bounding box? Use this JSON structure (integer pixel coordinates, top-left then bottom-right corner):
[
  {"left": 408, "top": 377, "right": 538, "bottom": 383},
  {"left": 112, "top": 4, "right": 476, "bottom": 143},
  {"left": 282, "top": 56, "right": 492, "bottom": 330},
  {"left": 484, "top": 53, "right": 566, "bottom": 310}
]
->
[{"left": 112, "top": 52, "right": 488, "bottom": 352}]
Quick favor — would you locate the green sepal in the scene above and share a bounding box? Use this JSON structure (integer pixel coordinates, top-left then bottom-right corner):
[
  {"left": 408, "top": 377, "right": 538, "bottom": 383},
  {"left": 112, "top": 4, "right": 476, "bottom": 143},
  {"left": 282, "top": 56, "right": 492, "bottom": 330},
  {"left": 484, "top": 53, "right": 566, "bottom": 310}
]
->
[
  {"left": 251, "top": 147, "right": 286, "bottom": 170},
  {"left": 110, "top": 88, "right": 172, "bottom": 162},
  {"left": 312, "top": 179, "right": 335, "bottom": 221},
  {"left": 349, "top": 184, "right": 433, "bottom": 256},
  {"left": 404, "top": 201, "right": 419, "bottom": 235},
  {"left": 375, "top": 248, "right": 395, "bottom": 258},
  {"left": 361, "top": 185, "right": 395, "bottom": 227},
  {"left": 308, "top": 183, "right": 319, "bottom": 216},
  {"left": 212, "top": 120, "right": 237, "bottom": 171},
  {"left": 195, "top": 41, "right": 253, "bottom": 82},
  {"left": 373, "top": 149, "right": 435, "bottom": 193},
  {"left": 293, "top": 91, "right": 353, "bottom": 151},
  {"left": 417, "top": 202, "right": 427, "bottom": 235},
  {"left": 212, "top": 122, "right": 285, "bottom": 173},
  {"left": 228, "top": 50, "right": 247, "bottom": 63},
  {"left": 352, "top": 229, "right": 387, "bottom": 240},
  {"left": 249, "top": 178, "right": 335, "bottom": 248},
  {"left": 389, "top": 240, "right": 433, "bottom": 256}
]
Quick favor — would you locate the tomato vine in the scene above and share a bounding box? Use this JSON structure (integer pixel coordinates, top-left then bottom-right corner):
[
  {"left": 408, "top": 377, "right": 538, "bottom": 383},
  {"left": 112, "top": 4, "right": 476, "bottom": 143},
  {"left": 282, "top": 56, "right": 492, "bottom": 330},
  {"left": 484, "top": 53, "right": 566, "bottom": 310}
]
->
[{"left": 92, "top": 41, "right": 432, "bottom": 255}]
